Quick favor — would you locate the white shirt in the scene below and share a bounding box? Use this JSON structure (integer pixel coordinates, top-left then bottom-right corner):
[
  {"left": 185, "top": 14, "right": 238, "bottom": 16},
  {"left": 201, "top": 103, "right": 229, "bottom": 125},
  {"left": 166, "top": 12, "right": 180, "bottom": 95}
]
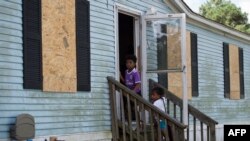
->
[{"left": 153, "top": 97, "right": 166, "bottom": 112}]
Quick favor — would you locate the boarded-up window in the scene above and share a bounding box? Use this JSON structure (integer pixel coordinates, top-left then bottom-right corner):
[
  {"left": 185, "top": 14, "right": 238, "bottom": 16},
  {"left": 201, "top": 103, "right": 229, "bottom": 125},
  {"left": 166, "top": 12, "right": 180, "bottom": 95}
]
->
[
  {"left": 167, "top": 31, "right": 198, "bottom": 99},
  {"left": 23, "top": 0, "right": 90, "bottom": 91},
  {"left": 223, "top": 42, "right": 244, "bottom": 99}
]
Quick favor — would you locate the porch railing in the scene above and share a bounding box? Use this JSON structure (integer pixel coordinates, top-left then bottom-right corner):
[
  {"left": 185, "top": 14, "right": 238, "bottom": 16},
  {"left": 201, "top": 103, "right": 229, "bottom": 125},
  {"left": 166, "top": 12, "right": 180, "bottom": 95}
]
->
[
  {"left": 149, "top": 79, "right": 218, "bottom": 141},
  {"left": 107, "top": 76, "right": 186, "bottom": 141}
]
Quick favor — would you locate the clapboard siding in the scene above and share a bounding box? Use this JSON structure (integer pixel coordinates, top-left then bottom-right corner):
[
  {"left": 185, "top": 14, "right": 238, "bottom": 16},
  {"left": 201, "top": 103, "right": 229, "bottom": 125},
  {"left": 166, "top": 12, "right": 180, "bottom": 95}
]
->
[
  {"left": 0, "top": 121, "right": 110, "bottom": 132},
  {"left": 0, "top": 41, "right": 22, "bottom": 50},
  {"left": 0, "top": 0, "right": 249, "bottom": 140},
  {"left": 91, "top": 17, "right": 113, "bottom": 26},
  {"left": 0, "top": 0, "right": 116, "bottom": 139},
  {"left": 187, "top": 23, "right": 250, "bottom": 123},
  {"left": 91, "top": 27, "right": 115, "bottom": 37},
  {"left": 1, "top": 126, "right": 111, "bottom": 139},
  {"left": 0, "top": 13, "right": 21, "bottom": 23},
  {"left": 0, "top": 55, "right": 22, "bottom": 63},
  {"left": 0, "top": 115, "right": 111, "bottom": 125},
  {"left": 0, "top": 27, "right": 22, "bottom": 37},
  {"left": 0, "top": 76, "right": 22, "bottom": 83},
  {"left": 0, "top": 83, "right": 22, "bottom": 90},
  {"left": 0, "top": 34, "right": 22, "bottom": 43},
  {"left": 0, "top": 48, "right": 22, "bottom": 56},
  {"left": 0, "top": 104, "right": 110, "bottom": 111},
  {"left": 92, "top": 53, "right": 114, "bottom": 60},
  {"left": 0, "top": 1, "right": 21, "bottom": 10},
  {"left": 6, "top": 0, "right": 22, "bottom": 4},
  {"left": 90, "top": 6, "right": 114, "bottom": 17},
  {"left": 91, "top": 32, "right": 114, "bottom": 42},
  {"left": 0, "top": 69, "right": 22, "bottom": 77},
  {"left": 0, "top": 110, "right": 110, "bottom": 118},
  {"left": 0, "top": 5, "right": 22, "bottom": 17},
  {"left": 0, "top": 97, "right": 110, "bottom": 105},
  {"left": 91, "top": 48, "right": 115, "bottom": 57},
  {"left": 91, "top": 11, "right": 113, "bottom": 21},
  {"left": 0, "top": 90, "right": 110, "bottom": 99},
  {"left": 0, "top": 20, "right": 22, "bottom": 30},
  {"left": 0, "top": 62, "right": 22, "bottom": 70}
]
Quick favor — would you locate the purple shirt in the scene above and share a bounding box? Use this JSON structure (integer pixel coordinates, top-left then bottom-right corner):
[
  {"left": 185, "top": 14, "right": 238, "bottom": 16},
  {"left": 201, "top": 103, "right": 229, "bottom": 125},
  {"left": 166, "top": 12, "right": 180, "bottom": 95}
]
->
[{"left": 125, "top": 68, "right": 141, "bottom": 93}]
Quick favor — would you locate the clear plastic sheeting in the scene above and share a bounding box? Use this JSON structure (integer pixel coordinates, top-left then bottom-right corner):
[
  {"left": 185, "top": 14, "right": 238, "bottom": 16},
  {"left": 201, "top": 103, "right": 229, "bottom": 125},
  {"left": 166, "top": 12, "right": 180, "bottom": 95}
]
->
[{"left": 146, "top": 18, "right": 182, "bottom": 72}]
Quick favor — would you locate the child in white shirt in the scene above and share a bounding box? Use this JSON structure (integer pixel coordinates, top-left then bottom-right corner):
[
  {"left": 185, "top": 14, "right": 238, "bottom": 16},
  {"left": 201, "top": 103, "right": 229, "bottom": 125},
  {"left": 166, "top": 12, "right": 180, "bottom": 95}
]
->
[
  {"left": 151, "top": 87, "right": 167, "bottom": 127},
  {"left": 151, "top": 86, "right": 173, "bottom": 141}
]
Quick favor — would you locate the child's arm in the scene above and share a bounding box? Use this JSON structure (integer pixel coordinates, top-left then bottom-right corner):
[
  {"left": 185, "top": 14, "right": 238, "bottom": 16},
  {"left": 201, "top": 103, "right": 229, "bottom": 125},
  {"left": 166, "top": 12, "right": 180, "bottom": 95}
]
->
[
  {"left": 120, "top": 72, "right": 125, "bottom": 83},
  {"left": 133, "top": 83, "right": 141, "bottom": 92},
  {"left": 133, "top": 71, "right": 141, "bottom": 92}
]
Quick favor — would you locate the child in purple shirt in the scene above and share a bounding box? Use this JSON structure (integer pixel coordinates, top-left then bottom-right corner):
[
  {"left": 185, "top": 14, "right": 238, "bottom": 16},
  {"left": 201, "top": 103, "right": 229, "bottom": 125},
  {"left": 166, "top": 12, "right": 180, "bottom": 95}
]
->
[
  {"left": 121, "top": 54, "right": 141, "bottom": 95},
  {"left": 120, "top": 54, "right": 141, "bottom": 121}
]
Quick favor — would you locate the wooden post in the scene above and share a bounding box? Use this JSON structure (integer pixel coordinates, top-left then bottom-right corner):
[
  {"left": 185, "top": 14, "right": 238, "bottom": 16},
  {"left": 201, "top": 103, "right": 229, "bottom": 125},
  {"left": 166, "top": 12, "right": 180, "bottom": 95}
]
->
[
  {"left": 210, "top": 124, "right": 216, "bottom": 141},
  {"left": 108, "top": 80, "right": 118, "bottom": 141}
]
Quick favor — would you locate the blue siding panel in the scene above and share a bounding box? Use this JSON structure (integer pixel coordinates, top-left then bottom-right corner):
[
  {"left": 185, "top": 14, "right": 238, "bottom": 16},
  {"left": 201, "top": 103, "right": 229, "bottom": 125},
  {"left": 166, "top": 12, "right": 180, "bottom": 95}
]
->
[
  {"left": 187, "top": 23, "right": 250, "bottom": 123},
  {"left": 0, "top": 0, "right": 249, "bottom": 139},
  {"left": 0, "top": 20, "right": 22, "bottom": 30},
  {"left": 0, "top": 1, "right": 21, "bottom": 10}
]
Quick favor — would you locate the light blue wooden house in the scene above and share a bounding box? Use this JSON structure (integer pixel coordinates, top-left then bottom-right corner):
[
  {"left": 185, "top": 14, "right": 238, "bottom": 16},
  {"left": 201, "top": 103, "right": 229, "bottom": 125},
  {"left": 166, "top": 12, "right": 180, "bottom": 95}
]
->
[{"left": 0, "top": 0, "right": 249, "bottom": 141}]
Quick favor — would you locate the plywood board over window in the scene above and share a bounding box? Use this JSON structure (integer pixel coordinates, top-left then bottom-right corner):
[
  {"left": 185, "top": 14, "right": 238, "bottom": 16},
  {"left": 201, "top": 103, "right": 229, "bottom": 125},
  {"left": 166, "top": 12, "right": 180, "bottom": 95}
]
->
[
  {"left": 167, "top": 26, "right": 182, "bottom": 98},
  {"left": 42, "top": 0, "right": 76, "bottom": 92},
  {"left": 167, "top": 30, "right": 195, "bottom": 99},
  {"left": 223, "top": 43, "right": 244, "bottom": 100}
]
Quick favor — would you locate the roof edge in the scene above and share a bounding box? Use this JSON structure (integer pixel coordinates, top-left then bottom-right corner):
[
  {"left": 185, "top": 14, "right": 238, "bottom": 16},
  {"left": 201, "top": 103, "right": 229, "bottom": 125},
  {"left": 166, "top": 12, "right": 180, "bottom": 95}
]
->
[{"left": 166, "top": 0, "right": 250, "bottom": 43}]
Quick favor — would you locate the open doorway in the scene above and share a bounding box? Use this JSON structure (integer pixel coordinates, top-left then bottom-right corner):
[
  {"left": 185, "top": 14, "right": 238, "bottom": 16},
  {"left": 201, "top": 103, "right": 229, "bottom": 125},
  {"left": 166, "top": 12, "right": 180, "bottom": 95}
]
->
[
  {"left": 118, "top": 12, "right": 140, "bottom": 121},
  {"left": 118, "top": 13, "right": 135, "bottom": 84}
]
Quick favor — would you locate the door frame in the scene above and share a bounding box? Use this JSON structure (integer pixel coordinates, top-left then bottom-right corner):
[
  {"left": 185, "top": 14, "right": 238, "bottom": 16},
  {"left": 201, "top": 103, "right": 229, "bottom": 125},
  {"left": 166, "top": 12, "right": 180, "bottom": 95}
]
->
[
  {"left": 114, "top": 3, "right": 142, "bottom": 119},
  {"left": 141, "top": 13, "right": 188, "bottom": 124},
  {"left": 114, "top": 3, "right": 142, "bottom": 82}
]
